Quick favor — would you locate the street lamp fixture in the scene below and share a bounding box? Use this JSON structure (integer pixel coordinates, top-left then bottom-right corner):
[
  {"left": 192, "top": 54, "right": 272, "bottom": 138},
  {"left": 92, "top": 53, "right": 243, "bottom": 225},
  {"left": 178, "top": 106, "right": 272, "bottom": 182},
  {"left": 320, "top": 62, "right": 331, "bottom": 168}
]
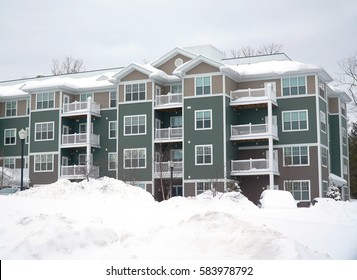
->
[
  {"left": 169, "top": 160, "right": 174, "bottom": 198},
  {"left": 18, "top": 128, "right": 27, "bottom": 191}
]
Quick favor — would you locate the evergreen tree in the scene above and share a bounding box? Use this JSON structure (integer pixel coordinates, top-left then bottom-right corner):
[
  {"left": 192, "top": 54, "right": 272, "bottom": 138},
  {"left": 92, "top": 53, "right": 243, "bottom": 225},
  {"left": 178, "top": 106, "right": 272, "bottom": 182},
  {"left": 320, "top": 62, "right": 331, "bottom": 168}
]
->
[
  {"left": 349, "top": 122, "right": 357, "bottom": 198},
  {"left": 326, "top": 183, "right": 342, "bottom": 201}
]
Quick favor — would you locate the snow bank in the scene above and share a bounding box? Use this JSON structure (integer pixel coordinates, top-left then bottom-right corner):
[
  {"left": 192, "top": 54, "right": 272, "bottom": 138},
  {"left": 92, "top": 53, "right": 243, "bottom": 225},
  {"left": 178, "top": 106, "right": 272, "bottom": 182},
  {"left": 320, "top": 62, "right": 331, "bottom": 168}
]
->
[{"left": 0, "top": 178, "right": 356, "bottom": 260}]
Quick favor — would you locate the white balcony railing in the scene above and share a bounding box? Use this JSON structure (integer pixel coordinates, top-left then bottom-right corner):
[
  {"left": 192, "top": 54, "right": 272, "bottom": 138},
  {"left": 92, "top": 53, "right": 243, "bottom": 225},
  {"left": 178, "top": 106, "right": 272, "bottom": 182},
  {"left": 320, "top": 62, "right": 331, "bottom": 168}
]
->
[
  {"left": 154, "top": 161, "right": 183, "bottom": 178},
  {"left": 231, "top": 123, "right": 278, "bottom": 140},
  {"left": 62, "top": 100, "right": 101, "bottom": 115},
  {"left": 231, "top": 158, "right": 278, "bottom": 175},
  {"left": 62, "top": 133, "right": 100, "bottom": 147},
  {"left": 155, "top": 127, "right": 182, "bottom": 141},
  {"left": 156, "top": 93, "right": 183, "bottom": 107},
  {"left": 61, "top": 165, "right": 99, "bottom": 179},
  {"left": 230, "top": 83, "right": 276, "bottom": 105}
]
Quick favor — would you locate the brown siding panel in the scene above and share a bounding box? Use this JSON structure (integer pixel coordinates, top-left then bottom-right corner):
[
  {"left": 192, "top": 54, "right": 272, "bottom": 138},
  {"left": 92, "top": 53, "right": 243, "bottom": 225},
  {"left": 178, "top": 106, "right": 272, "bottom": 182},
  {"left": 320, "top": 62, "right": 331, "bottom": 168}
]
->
[
  {"left": 94, "top": 91, "right": 109, "bottom": 109},
  {"left": 184, "top": 78, "right": 194, "bottom": 97},
  {"left": 329, "top": 97, "right": 339, "bottom": 114},
  {"left": 184, "top": 182, "right": 196, "bottom": 197},
  {"left": 225, "top": 76, "right": 238, "bottom": 94},
  {"left": 158, "top": 54, "right": 192, "bottom": 74},
  {"left": 186, "top": 63, "right": 220, "bottom": 75},
  {"left": 121, "top": 70, "right": 149, "bottom": 82},
  {"left": 0, "top": 102, "right": 5, "bottom": 117},
  {"left": 307, "top": 76, "right": 316, "bottom": 95},
  {"left": 212, "top": 75, "right": 223, "bottom": 94},
  {"left": 29, "top": 154, "right": 58, "bottom": 186}
]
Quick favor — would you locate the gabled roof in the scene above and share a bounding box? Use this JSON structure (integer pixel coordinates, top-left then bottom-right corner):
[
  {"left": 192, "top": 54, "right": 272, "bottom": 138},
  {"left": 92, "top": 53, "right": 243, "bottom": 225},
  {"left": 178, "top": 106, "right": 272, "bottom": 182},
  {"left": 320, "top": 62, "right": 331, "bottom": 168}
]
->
[
  {"left": 0, "top": 83, "right": 28, "bottom": 100},
  {"left": 173, "top": 55, "right": 224, "bottom": 77},
  {"left": 150, "top": 47, "right": 197, "bottom": 68},
  {"left": 220, "top": 60, "right": 333, "bottom": 82},
  {"left": 112, "top": 63, "right": 152, "bottom": 82},
  {"left": 327, "top": 84, "right": 352, "bottom": 103}
]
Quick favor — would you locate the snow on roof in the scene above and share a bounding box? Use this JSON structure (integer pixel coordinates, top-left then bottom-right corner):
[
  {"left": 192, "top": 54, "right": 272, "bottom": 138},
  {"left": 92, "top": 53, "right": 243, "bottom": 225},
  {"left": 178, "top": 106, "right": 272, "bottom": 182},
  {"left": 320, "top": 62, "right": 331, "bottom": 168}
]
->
[
  {"left": 221, "top": 60, "right": 333, "bottom": 82},
  {"left": 0, "top": 83, "right": 28, "bottom": 99},
  {"left": 329, "top": 173, "right": 347, "bottom": 186},
  {"left": 327, "top": 84, "right": 352, "bottom": 103}
]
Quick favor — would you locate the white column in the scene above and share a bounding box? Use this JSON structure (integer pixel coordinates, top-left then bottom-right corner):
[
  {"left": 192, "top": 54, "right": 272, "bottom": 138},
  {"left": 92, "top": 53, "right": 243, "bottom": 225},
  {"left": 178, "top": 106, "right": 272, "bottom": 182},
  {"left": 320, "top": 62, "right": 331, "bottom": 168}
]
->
[
  {"left": 267, "top": 83, "right": 274, "bottom": 190},
  {"left": 86, "top": 97, "right": 92, "bottom": 178}
]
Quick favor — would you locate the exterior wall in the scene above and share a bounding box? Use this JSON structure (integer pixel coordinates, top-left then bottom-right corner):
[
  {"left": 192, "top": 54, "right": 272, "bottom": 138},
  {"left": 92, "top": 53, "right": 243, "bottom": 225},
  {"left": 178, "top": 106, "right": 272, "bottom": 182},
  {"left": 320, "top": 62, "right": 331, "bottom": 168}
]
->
[
  {"left": 306, "top": 76, "right": 316, "bottom": 95},
  {"left": 94, "top": 91, "right": 110, "bottom": 109},
  {"left": 186, "top": 63, "right": 220, "bottom": 75},
  {"left": 183, "top": 95, "right": 225, "bottom": 180},
  {"left": 238, "top": 79, "right": 281, "bottom": 96},
  {"left": 184, "top": 78, "right": 194, "bottom": 97},
  {"left": 118, "top": 102, "right": 152, "bottom": 182},
  {"left": 17, "top": 100, "right": 28, "bottom": 116},
  {"left": 225, "top": 76, "right": 238, "bottom": 94},
  {"left": 329, "top": 114, "right": 341, "bottom": 176},
  {"left": 29, "top": 153, "right": 59, "bottom": 186},
  {"left": 212, "top": 75, "right": 223, "bottom": 94},
  {"left": 121, "top": 70, "right": 149, "bottom": 82},
  {"left": 329, "top": 97, "right": 339, "bottom": 113},
  {"left": 158, "top": 54, "right": 192, "bottom": 74},
  {"left": 0, "top": 102, "right": 5, "bottom": 117}
]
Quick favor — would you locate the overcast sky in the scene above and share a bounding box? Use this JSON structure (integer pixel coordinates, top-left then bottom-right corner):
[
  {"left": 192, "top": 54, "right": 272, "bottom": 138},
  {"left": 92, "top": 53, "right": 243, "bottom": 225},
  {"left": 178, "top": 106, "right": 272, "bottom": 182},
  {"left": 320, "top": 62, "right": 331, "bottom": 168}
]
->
[{"left": 0, "top": 0, "right": 356, "bottom": 82}]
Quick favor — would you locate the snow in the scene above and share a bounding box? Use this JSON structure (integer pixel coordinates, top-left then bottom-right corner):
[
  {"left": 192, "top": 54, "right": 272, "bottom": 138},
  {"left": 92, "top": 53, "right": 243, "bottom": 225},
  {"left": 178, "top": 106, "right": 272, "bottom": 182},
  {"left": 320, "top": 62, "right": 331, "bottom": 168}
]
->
[
  {"left": 0, "top": 177, "right": 356, "bottom": 260},
  {"left": 259, "top": 190, "right": 298, "bottom": 209}
]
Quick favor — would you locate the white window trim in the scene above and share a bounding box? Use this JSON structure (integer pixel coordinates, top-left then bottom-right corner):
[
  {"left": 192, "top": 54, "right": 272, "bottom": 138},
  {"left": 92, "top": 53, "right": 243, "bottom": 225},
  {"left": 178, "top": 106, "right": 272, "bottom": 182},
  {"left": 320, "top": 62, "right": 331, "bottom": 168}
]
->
[
  {"left": 195, "top": 181, "right": 212, "bottom": 196},
  {"left": 284, "top": 180, "right": 311, "bottom": 202},
  {"left": 320, "top": 110, "right": 326, "bottom": 134},
  {"left": 282, "top": 110, "right": 309, "bottom": 132},
  {"left": 4, "top": 157, "right": 16, "bottom": 169},
  {"left": 35, "top": 121, "right": 55, "bottom": 141},
  {"left": 195, "top": 109, "right": 212, "bottom": 130},
  {"left": 36, "top": 92, "right": 55, "bottom": 110},
  {"left": 283, "top": 145, "right": 310, "bottom": 167},
  {"left": 123, "top": 148, "right": 147, "bottom": 169},
  {"left": 281, "top": 76, "right": 307, "bottom": 96},
  {"left": 109, "top": 91, "right": 117, "bottom": 108},
  {"left": 170, "top": 116, "right": 182, "bottom": 128},
  {"left": 321, "top": 147, "right": 328, "bottom": 168},
  {"left": 195, "top": 144, "right": 213, "bottom": 166},
  {"left": 34, "top": 153, "right": 54, "bottom": 172},
  {"left": 80, "top": 93, "right": 93, "bottom": 102},
  {"left": 170, "top": 83, "right": 183, "bottom": 94},
  {"left": 5, "top": 100, "right": 17, "bottom": 117},
  {"left": 194, "top": 75, "right": 212, "bottom": 96},
  {"left": 108, "top": 152, "right": 117, "bottom": 171},
  {"left": 4, "top": 128, "right": 17, "bottom": 146},
  {"left": 108, "top": 121, "right": 117, "bottom": 139},
  {"left": 123, "top": 115, "right": 147, "bottom": 136},
  {"left": 124, "top": 82, "right": 147, "bottom": 102}
]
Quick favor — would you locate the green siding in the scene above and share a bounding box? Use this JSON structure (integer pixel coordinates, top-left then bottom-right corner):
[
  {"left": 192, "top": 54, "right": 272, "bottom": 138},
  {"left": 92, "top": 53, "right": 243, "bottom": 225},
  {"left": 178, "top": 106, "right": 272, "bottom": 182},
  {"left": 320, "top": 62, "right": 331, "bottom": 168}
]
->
[
  {"left": 225, "top": 97, "right": 239, "bottom": 175},
  {"left": 184, "top": 95, "right": 225, "bottom": 179},
  {"left": 276, "top": 96, "right": 317, "bottom": 145},
  {"left": 30, "top": 110, "right": 60, "bottom": 152},
  {"left": 329, "top": 115, "right": 341, "bottom": 176},
  {"left": 118, "top": 102, "right": 152, "bottom": 181},
  {"left": 0, "top": 117, "right": 29, "bottom": 157}
]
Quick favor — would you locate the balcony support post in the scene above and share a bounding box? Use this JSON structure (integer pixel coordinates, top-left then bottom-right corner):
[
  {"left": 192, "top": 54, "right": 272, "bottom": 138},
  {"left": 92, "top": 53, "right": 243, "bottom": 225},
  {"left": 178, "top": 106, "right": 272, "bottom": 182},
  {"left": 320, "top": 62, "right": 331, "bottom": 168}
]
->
[
  {"left": 86, "top": 97, "right": 92, "bottom": 181},
  {"left": 267, "top": 85, "right": 274, "bottom": 190}
]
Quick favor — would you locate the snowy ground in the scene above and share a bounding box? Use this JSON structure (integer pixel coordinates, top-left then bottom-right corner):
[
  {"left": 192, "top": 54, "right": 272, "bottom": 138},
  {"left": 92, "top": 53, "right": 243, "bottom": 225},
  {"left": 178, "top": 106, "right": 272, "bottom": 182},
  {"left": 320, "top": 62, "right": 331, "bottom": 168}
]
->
[{"left": 0, "top": 177, "right": 356, "bottom": 260}]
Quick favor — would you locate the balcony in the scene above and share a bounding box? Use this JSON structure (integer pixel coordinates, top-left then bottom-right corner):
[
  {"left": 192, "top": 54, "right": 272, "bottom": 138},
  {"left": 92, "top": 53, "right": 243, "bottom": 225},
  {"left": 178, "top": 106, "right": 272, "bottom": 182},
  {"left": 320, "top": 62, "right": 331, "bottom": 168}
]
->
[
  {"left": 62, "top": 100, "right": 101, "bottom": 116},
  {"left": 155, "top": 93, "right": 182, "bottom": 108},
  {"left": 154, "top": 161, "right": 183, "bottom": 178},
  {"left": 230, "top": 83, "right": 276, "bottom": 106},
  {"left": 155, "top": 127, "right": 183, "bottom": 142},
  {"left": 230, "top": 123, "right": 278, "bottom": 141},
  {"left": 231, "top": 158, "right": 279, "bottom": 176},
  {"left": 61, "top": 133, "right": 100, "bottom": 148},
  {"left": 61, "top": 165, "right": 99, "bottom": 180}
]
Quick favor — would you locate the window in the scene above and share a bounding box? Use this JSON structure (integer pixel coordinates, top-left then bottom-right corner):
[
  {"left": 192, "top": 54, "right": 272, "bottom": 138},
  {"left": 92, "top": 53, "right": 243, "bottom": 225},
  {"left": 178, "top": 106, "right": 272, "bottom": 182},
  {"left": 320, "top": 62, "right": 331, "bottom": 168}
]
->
[
  {"left": 282, "top": 110, "right": 308, "bottom": 131},
  {"left": 196, "top": 182, "right": 211, "bottom": 195},
  {"left": 25, "top": 127, "right": 29, "bottom": 144},
  {"left": 320, "top": 111, "right": 326, "bottom": 133},
  {"left": 109, "top": 121, "right": 117, "bottom": 139},
  {"left": 342, "top": 127, "right": 347, "bottom": 147},
  {"left": 124, "top": 148, "right": 146, "bottom": 169},
  {"left": 319, "top": 80, "right": 326, "bottom": 99},
  {"left": 4, "top": 157, "right": 15, "bottom": 169},
  {"left": 35, "top": 122, "right": 54, "bottom": 141},
  {"left": 108, "top": 152, "right": 117, "bottom": 170},
  {"left": 322, "top": 181, "right": 329, "bottom": 197},
  {"left": 283, "top": 146, "right": 309, "bottom": 166},
  {"left": 284, "top": 180, "right": 310, "bottom": 201},
  {"left": 282, "top": 77, "right": 306, "bottom": 96},
  {"left": 6, "top": 101, "right": 16, "bottom": 117},
  {"left": 171, "top": 149, "right": 183, "bottom": 162},
  {"left": 321, "top": 147, "right": 328, "bottom": 167},
  {"left": 80, "top": 93, "right": 93, "bottom": 102},
  {"left": 195, "top": 76, "right": 211, "bottom": 95},
  {"left": 170, "top": 116, "right": 182, "bottom": 128},
  {"left": 341, "top": 103, "right": 346, "bottom": 117},
  {"left": 125, "top": 83, "right": 146, "bottom": 102},
  {"left": 124, "top": 115, "right": 146, "bottom": 135},
  {"left": 36, "top": 92, "right": 54, "bottom": 109},
  {"left": 195, "top": 110, "right": 212, "bottom": 130},
  {"left": 195, "top": 145, "right": 212, "bottom": 165},
  {"left": 110, "top": 91, "right": 117, "bottom": 108},
  {"left": 34, "top": 154, "right": 53, "bottom": 172},
  {"left": 4, "top": 128, "right": 16, "bottom": 145},
  {"left": 26, "top": 99, "right": 30, "bottom": 115},
  {"left": 171, "top": 84, "right": 182, "bottom": 94}
]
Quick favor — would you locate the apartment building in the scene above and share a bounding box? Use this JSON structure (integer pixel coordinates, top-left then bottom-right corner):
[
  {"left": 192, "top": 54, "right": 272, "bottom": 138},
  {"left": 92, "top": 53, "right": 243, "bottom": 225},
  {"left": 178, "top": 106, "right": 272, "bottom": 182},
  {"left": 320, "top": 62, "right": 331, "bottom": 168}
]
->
[{"left": 0, "top": 45, "right": 351, "bottom": 205}]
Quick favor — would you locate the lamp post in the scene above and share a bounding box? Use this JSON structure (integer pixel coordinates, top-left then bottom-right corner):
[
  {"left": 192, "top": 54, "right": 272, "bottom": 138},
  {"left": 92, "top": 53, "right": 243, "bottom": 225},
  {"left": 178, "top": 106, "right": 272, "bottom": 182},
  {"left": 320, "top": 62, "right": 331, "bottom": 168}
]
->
[
  {"left": 169, "top": 160, "right": 174, "bottom": 198},
  {"left": 18, "top": 128, "right": 27, "bottom": 191}
]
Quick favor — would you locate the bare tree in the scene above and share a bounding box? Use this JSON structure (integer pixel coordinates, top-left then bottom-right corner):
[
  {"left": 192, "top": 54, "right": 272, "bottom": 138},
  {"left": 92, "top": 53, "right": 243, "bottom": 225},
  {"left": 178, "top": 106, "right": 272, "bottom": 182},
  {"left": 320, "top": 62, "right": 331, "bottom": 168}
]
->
[
  {"left": 339, "top": 52, "right": 357, "bottom": 106},
  {"left": 230, "top": 43, "right": 283, "bottom": 58},
  {"left": 51, "top": 56, "right": 85, "bottom": 75}
]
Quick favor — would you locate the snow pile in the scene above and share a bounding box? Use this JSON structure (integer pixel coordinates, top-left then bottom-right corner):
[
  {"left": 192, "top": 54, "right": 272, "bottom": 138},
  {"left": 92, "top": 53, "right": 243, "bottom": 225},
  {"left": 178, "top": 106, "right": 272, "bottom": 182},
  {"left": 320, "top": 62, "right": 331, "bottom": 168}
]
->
[
  {"left": 0, "top": 178, "right": 356, "bottom": 260},
  {"left": 259, "top": 190, "right": 298, "bottom": 209}
]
